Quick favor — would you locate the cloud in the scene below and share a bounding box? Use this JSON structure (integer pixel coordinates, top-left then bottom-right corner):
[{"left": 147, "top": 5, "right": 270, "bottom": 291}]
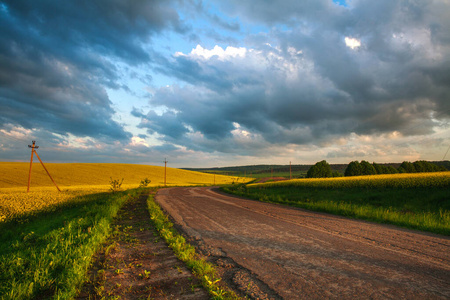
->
[
  {"left": 0, "top": 0, "right": 186, "bottom": 144},
  {"left": 345, "top": 37, "right": 361, "bottom": 49},
  {"left": 1, "top": 0, "right": 449, "bottom": 166},
  {"left": 134, "top": 0, "right": 450, "bottom": 161}
]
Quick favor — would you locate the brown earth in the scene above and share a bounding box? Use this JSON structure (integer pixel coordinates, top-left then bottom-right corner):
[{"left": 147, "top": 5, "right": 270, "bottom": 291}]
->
[
  {"left": 77, "top": 191, "right": 209, "bottom": 300},
  {"left": 155, "top": 186, "right": 450, "bottom": 300}
]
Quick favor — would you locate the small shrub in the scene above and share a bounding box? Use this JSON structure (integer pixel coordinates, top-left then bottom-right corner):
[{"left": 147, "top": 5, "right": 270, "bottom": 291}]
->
[
  {"left": 139, "top": 178, "right": 151, "bottom": 188},
  {"left": 109, "top": 177, "right": 124, "bottom": 193}
]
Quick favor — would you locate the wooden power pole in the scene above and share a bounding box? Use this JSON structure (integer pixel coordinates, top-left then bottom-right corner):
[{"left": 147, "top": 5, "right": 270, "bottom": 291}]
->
[
  {"left": 27, "top": 141, "right": 60, "bottom": 192},
  {"left": 164, "top": 158, "right": 168, "bottom": 186}
]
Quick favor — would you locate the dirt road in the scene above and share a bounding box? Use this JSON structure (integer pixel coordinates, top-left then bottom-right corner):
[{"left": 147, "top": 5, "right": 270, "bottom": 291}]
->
[{"left": 155, "top": 187, "right": 450, "bottom": 299}]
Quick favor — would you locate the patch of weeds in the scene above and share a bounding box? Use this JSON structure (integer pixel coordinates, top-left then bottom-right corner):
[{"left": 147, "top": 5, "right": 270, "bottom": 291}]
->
[
  {"left": 104, "top": 243, "right": 117, "bottom": 256},
  {"left": 114, "top": 269, "right": 124, "bottom": 275},
  {"left": 139, "top": 270, "right": 151, "bottom": 279}
]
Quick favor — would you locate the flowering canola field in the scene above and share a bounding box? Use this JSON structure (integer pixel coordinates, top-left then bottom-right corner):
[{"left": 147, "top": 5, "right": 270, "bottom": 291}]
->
[
  {"left": 0, "top": 162, "right": 248, "bottom": 222},
  {"left": 249, "top": 171, "right": 450, "bottom": 189}
]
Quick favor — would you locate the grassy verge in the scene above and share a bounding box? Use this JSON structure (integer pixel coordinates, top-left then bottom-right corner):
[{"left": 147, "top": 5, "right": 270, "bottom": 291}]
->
[
  {"left": 222, "top": 183, "right": 450, "bottom": 236},
  {"left": 146, "top": 193, "right": 240, "bottom": 300},
  {"left": 0, "top": 188, "right": 141, "bottom": 299}
]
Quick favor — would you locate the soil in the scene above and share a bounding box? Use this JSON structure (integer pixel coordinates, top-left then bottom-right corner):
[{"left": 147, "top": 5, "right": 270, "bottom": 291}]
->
[
  {"left": 76, "top": 191, "right": 209, "bottom": 300},
  {"left": 155, "top": 186, "right": 450, "bottom": 300}
]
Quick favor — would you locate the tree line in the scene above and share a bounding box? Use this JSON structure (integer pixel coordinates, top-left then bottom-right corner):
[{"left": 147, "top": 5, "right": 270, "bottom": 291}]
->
[{"left": 306, "top": 160, "right": 447, "bottom": 178}]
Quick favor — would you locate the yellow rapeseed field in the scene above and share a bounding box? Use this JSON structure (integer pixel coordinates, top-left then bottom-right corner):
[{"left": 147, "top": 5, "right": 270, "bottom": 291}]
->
[
  {"left": 0, "top": 162, "right": 243, "bottom": 188},
  {"left": 249, "top": 171, "right": 450, "bottom": 189},
  {"left": 0, "top": 162, "right": 249, "bottom": 222},
  {"left": 0, "top": 186, "right": 106, "bottom": 222}
]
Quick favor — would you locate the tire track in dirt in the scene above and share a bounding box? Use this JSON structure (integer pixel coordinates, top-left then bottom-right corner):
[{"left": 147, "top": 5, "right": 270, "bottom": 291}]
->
[
  {"left": 205, "top": 188, "right": 450, "bottom": 269},
  {"left": 156, "top": 187, "right": 450, "bottom": 300}
]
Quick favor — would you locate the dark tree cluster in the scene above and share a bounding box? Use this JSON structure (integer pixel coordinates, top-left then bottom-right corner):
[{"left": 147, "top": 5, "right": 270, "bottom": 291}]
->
[
  {"left": 398, "top": 161, "right": 446, "bottom": 173},
  {"left": 306, "top": 160, "right": 446, "bottom": 178},
  {"left": 344, "top": 160, "right": 445, "bottom": 177},
  {"left": 306, "top": 160, "right": 342, "bottom": 178}
]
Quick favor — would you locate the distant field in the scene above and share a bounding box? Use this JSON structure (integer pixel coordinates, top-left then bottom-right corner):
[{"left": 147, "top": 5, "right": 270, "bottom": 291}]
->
[
  {"left": 223, "top": 172, "right": 450, "bottom": 235},
  {"left": 0, "top": 162, "right": 244, "bottom": 189},
  {"left": 0, "top": 162, "right": 250, "bottom": 222}
]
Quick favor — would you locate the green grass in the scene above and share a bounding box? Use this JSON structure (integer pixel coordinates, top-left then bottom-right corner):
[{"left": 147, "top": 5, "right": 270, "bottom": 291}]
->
[
  {"left": 0, "top": 188, "right": 142, "bottom": 299},
  {"left": 146, "top": 193, "right": 239, "bottom": 300},
  {"left": 223, "top": 182, "right": 450, "bottom": 236}
]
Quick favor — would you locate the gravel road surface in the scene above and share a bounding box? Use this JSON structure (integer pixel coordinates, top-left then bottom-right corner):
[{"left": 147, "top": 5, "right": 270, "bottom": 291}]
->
[{"left": 155, "top": 187, "right": 450, "bottom": 299}]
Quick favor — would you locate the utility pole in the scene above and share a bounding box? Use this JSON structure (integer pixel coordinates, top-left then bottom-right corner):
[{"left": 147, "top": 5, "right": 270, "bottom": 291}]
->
[
  {"left": 27, "top": 141, "right": 60, "bottom": 192},
  {"left": 164, "top": 158, "right": 168, "bottom": 187}
]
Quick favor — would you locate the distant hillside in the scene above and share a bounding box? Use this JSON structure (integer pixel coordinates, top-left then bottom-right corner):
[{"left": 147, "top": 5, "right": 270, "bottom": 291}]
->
[{"left": 186, "top": 161, "right": 449, "bottom": 178}]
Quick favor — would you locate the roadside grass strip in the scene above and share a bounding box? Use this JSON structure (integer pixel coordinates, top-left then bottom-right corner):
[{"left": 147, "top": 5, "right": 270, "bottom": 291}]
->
[
  {"left": 146, "top": 193, "right": 240, "bottom": 300},
  {"left": 0, "top": 188, "right": 141, "bottom": 299},
  {"left": 223, "top": 172, "right": 450, "bottom": 236}
]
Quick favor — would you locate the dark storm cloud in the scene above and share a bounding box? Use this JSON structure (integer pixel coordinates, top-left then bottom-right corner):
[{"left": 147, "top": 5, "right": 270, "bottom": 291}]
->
[
  {"left": 136, "top": 0, "right": 450, "bottom": 154},
  {"left": 0, "top": 0, "right": 184, "bottom": 142}
]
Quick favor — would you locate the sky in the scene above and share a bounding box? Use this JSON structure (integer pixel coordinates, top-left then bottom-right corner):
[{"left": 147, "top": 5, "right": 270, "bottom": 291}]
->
[{"left": 0, "top": 0, "right": 449, "bottom": 168}]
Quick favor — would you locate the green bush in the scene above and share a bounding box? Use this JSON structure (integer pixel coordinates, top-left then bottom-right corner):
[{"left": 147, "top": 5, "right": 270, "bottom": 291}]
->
[
  {"left": 306, "top": 160, "right": 332, "bottom": 178},
  {"left": 345, "top": 161, "right": 362, "bottom": 176}
]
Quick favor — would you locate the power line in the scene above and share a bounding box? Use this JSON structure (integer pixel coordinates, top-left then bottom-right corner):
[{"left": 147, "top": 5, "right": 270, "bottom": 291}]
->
[{"left": 443, "top": 145, "right": 450, "bottom": 161}]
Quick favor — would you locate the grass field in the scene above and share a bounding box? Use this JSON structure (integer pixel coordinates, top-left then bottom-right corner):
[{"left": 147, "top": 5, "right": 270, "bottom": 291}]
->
[{"left": 223, "top": 172, "right": 450, "bottom": 235}]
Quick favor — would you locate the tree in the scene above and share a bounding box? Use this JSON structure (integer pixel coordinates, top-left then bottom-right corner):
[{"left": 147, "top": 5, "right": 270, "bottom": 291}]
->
[
  {"left": 372, "top": 162, "right": 384, "bottom": 174},
  {"left": 332, "top": 171, "right": 343, "bottom": 177},
  {"left": 413, "top": 160, "right": 445, "bottom": 173},
  {"left": 345, "top": 161, "right": 363, "bottom": 176},
  {"left": 372, "top": 162, "right": 398, "bottom": 174},
  {"left": 306, "top": 160, "right": 332, "bottom": 178},
  {"left": 360, "top": 160, "right": 376, "bottom": 175},
  {"left": 398, "top": 161, "right": 416, "bottom": 173},
  {"left": 385, "top": 165, "right": 398, "bottom": 174}
]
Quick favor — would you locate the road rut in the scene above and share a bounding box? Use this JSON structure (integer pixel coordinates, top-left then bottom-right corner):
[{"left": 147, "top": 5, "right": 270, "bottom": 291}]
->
[{"left": 155, "top": 187, "right": 450, "bottom": 299}]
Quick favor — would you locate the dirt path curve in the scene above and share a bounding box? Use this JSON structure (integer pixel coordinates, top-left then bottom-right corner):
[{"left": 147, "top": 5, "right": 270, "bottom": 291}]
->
[{"left": 155, "top": 187, "right": 450, "bottom": 300}]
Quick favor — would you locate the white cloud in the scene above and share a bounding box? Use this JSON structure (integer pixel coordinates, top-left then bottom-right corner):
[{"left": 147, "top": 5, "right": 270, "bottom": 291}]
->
[
  {"left": 175, "top": 44, "right": 247, "bottom": 61},
  {"left": 0, "top": 125, "right": 33, "bottom": 140},
  {"left": 345, "top": 37, "right": 361, "bottom": 49},
  {"left": 129, "top": 136, "right": 149, "bottom": 147}
]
